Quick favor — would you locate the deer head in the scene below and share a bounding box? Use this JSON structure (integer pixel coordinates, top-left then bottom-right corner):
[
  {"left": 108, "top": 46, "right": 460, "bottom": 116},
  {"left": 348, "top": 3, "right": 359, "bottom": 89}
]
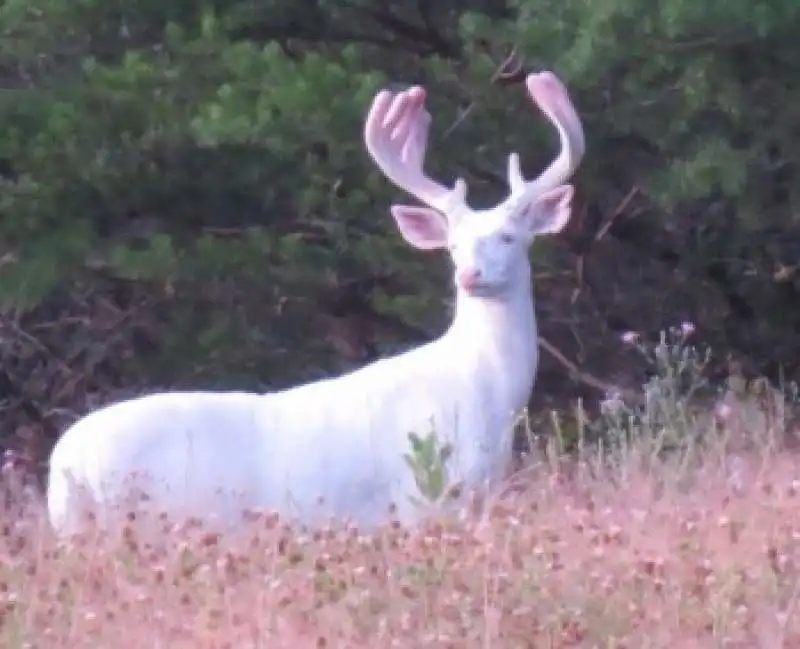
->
[{"left": 364, "top": 72, "right": 585, "bottom": 298}]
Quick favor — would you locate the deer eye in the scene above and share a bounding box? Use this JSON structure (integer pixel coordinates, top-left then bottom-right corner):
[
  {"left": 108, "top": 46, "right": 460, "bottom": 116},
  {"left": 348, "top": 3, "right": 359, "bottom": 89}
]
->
[{"left": 499, "top": 233, "right": 515, "bottom": 245}]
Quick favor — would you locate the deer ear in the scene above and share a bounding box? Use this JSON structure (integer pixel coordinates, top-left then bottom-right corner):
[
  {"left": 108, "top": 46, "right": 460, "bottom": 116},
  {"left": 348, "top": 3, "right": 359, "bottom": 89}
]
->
[
  {"left": 390, "top": 205, "right": 449, "bottom": 250},
  {"left": 515, "top": 185, "right": 574, "bottom": 237}
]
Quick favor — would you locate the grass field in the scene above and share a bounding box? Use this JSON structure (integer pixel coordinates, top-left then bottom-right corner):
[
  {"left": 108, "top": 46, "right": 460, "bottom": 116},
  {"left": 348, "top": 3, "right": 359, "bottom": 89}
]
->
[{"left": 1, "top": 332, "right": 798, "bottom": 648}]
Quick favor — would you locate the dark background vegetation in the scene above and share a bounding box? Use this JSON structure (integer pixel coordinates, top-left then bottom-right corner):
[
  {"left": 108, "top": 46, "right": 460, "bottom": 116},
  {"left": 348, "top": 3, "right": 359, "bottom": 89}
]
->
[{"left": 1, "top": 0, "right": 799, "bottom": 474}]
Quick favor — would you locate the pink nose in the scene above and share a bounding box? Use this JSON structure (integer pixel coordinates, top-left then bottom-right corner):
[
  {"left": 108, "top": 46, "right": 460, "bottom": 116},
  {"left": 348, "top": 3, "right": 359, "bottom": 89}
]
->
[{"left": 458, "top": 268, "right": 481, "bottom": 290}]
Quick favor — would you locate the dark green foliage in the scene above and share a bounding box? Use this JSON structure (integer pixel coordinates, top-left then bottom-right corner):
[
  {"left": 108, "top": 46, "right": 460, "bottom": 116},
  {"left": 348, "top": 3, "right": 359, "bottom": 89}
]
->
[{"left": 1, "top": 0, "right": 799, "bottom": 454}]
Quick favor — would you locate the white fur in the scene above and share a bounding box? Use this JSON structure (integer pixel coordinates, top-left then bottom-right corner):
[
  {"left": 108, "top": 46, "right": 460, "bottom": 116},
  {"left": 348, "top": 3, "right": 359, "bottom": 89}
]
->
[{"left": 46, "top": 71, "right": 585, "bottom": 535}]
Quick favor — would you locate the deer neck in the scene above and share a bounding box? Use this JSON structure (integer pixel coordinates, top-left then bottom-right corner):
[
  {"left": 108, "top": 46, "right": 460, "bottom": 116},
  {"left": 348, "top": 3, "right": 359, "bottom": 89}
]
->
[{"left": 446, "top": 268, "right": 539, "bottom": 402}]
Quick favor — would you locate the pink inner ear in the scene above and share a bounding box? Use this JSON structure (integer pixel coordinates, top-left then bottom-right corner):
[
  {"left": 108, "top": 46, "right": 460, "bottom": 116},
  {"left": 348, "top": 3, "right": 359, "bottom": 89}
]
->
[
  {"left": 516, "top": 185, "right": 575, "bottom": 236},
  {"left": 539, "top": 185, "right": 573, "bottom": 212},
  {"left": 390, "top": 205, "right": 449, "bottom": 250}
]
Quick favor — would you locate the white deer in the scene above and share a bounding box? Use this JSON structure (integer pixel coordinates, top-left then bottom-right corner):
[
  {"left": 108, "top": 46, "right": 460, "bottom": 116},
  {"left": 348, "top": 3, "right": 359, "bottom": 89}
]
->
[{"left": 46, "top": 71, "right": 585, "bottom": 536}]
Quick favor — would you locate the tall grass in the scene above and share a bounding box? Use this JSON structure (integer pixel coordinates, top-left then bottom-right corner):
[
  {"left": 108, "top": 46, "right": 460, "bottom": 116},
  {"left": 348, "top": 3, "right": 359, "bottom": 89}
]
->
[{"left": 1, "top": 326, "right": 798, "bottom": 648}]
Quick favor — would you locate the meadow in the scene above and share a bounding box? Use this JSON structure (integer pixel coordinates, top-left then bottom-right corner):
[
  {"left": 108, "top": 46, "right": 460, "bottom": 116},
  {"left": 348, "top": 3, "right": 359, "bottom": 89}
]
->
[{"left": 0, "top": 328, "right": 798, "bottom": 648}]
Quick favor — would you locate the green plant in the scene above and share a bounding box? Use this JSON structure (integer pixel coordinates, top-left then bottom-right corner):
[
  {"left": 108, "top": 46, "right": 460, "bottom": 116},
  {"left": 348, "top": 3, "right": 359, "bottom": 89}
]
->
[
  {"left": 584, "top": 322, "right": 718, "bottom": 475},
  {"left": 403, "top": 424, "right": 462, "bottom": 508}
]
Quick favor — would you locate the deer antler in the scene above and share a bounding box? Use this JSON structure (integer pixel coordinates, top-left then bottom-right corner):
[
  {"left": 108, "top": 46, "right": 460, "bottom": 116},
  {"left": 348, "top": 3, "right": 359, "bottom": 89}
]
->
[
  {"left": 364, "top": 86, "right": 470, "bottom": 220},
  {"left": 503, "top": 72, "right": 586, "bottom": 209}
]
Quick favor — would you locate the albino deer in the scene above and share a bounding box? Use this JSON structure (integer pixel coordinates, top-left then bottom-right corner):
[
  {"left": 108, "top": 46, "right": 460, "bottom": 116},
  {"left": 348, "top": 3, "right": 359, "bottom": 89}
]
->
[{"left": 46, "top": 71, "right": 585, "bottom": 535}]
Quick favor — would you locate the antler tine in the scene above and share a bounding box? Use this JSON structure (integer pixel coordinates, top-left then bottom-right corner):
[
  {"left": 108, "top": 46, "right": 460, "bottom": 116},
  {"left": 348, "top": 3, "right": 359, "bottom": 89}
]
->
[
  {"left": 505, "top": 71, "right": 586, "bottom": 207},
  {"left": 364, "top": 86, "right": 469, "bottom": 218}
]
